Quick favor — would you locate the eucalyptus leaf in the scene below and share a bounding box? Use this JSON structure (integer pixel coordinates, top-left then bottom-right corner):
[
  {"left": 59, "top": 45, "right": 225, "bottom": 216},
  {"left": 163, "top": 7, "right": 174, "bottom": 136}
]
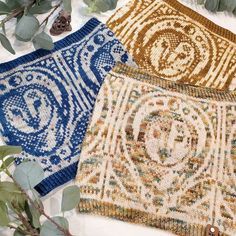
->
[
  {"left": 16, "top": 0, "right": 31, "bottom": 7},
  {"left": 40, "top": 216, "right": 69, "bottom": 236},
  {"left": 84, "top": 0, "right": 118, "bottom": 12},
  {"left": 0, "top": 1, "right": 10, "bottom": 15},
  {"left": 29, "top": 0, "right": 52, "bottom": 14},
  {"left": 0, "top": 201, "right": 10, "bottom": 226},
  {"left": 218, "top": 0, "right": 236, "bottom": 12},
  {"left": 0, "top": 182, "right": 25, "bottom": 210},
  {"left": 233, "top": 7, "right": 236, "bottom": 15},
  {"left": 93, "top": 0, "right": 110, "bottom": 12},
  {"left": 13, "top": 161, "right": 44, "bottom": 190},
  {"left": 8, "top": 196, "right": 26, "bottom": 213},
  {"left": 6, "top": 0, "right": 21, "bottom": 10},
  {"left": 15, "top": 15, "right": 40, "bottom": 42},
  {"left": 2, "top": 22, "right": 6, "bottom": 35},
  {"left": 204, "top": 0, "right": 220, "bottom": 12},
  {"left": 0, "top": 182, "right": 22, "bottom": 196},
  {"left": 30, "top": 189, "right": 41, "bottom": 201},
  {"left": 1, "top": 156, "right": 15, "bottom": 170},
  {"left": 61, "top": 185, "right": 80, "bottom": 212},
  {"left": 0, "top": 145, "right": 22, "bottom": 159},
  {"left": 35, "top": 196, "right": 44, "bottom": 211},
  {"left": 33, "top": 31, "right": 54, "bottom": 50},
  {"left": 14, "top": 228, "right": 25, "bottom": 236},
  {"left": 218, "top": 0, "right": 227, "bottom": 11},
  {"left": 63, "top": 0, "right": 72, "bottom": 13},
  {"left": 197, "top": 0, "right": 205, "bottom": 4},
  {"left": 25, "top": 201, "right": 41, "bottom": 228}
]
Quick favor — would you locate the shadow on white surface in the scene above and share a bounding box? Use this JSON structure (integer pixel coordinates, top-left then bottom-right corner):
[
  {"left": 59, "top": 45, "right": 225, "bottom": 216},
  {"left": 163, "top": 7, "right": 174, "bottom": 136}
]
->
[{"left": 74, "top": 214, "right": 175, "bottom": 236}]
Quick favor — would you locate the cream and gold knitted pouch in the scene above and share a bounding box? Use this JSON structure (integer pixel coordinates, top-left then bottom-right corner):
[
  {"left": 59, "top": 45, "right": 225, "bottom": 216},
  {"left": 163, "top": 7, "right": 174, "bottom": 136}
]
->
[
  {"left": 76, "top": 63, "right": 236, "bottom": 236},
  {"left": 107, "top": 0, "right": 236, "bottom": 90}
]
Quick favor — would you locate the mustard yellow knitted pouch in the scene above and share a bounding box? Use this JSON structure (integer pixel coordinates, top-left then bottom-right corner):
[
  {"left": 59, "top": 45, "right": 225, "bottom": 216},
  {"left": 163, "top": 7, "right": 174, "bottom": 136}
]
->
[
  {"left": 76, "top": 63, "right": 236, "bottom": 236},
  {"left": 107, "top": 0, "right": 236, "bottom": 90}
]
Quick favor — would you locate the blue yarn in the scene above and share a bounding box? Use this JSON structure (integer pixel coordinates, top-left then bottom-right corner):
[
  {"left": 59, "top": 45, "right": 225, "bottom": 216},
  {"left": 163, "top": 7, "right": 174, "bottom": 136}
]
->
[{"left": 0, "top": 18, "right": 134, "bottom": 196}]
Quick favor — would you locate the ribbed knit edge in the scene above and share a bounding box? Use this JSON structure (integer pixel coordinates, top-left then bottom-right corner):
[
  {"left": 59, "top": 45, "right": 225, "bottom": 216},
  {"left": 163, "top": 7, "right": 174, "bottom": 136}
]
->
[
  {"left": 165, "top": 0, "right": 236, "bottom": 43},
  {"left": 113, "top": 63, "right": 236, "bottom": 102},
  {"left": 0, "top": 17, "right": 101, "bottom": 72},
  {"left": 78, "top": 199, "right": 229, "bottom": 236},
  {"left": 35, "top": 161, "right": 78, "bottom": 196}
]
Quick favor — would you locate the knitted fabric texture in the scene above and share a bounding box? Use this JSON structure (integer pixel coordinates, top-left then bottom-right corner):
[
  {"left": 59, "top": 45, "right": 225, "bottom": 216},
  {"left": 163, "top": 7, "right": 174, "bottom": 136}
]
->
[
  {"left": 0, "top": 18, "right": 134, "bottom": 196},
  {"left": 107, "top": 0, "right": 236, "bottom": 90},
  {"left": 76, "top": 63, "right": 236, "bottom": 236}
]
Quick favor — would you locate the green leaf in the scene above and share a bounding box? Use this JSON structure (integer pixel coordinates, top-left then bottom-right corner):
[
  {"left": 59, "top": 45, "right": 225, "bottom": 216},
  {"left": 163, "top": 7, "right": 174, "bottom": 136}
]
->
[
  {"left": 30, "top": 189, "right": 41, "bottom": 203},
  {"left": 8, "top": 197, "right": 26, "bottom": 213},
  {"left": 29, "top": 1, "right": 52, "bottom": 14},
  {"left": 40, "top": 216, "right": 69, "bottom": 236},
  {"left": 25, "top": 201, "right": 41, "bottom": 228},
  {"left": 0, "top": 145, "right": 22, "bottom": 159},
  {"left": 35, "top": 196, "right": 44, "bottom": 211},
  {"left": 33, "top": 31, "right": 54, "bottom": 50},
  {"left": 196, "top": 0, "right": 205, "bottom": 4},
  {"left": 0, "top": 182, "right": 21, "bottom": 195},
  {"left": 105, "top": 0, "right": 118, "bottom": 11},
  {"left": 218, "top": 0, "right": 227, "bottom": 11},
  {"left": 0, "top": 182, "right": 25, "bottom": 210},
  {"left": 0, "top": 32, "right": 16, "bottom": 53},
  {"left": 0, "top": 201, "right": 10, "bottom": 226},
  {"left": 16, "top": 0, "right": 31, "bottom": 7},
  {"left": 0, "top": 156, "right": 15, "bottom": 171},
  {"left": 61, "top": 185, "right": 80, "bottom": 212},
  {"left": 233, "top": 7, "right": 236, "bottom": 15},
  {"left": 218, "top": 0, "right": 236, "bottom": 12},
  {"left": 0, "top": 183, "right": 21, "bottom": 210},
  {"left": 15, "top": 15, "right": 40, "bottom": 42},
  {"left": 63, "top": 0, "right": 72, "bottom": 13},
  {"left": 13, "top": 161, "right": 44, "bottom": 190},
  {"left": 2, "top": 22, "right": 6, "bottom": 35},
  {"left": 14, "top": 228, "right": 26, "bottom": 236},
  {"left": 84, "top": 0, "right": 118, "bottom": 12},
  {"left": 204, "top": 0, "right": 220, "bottom": 12},
  {"left": 6, "top": 0, "right": 21, "bottom": 10},
  {"left": 1, "top": 156, "right": 15, "bottom": 170},
  {"left": 0, "top": 1, "right": 10, "bottom": 15}
]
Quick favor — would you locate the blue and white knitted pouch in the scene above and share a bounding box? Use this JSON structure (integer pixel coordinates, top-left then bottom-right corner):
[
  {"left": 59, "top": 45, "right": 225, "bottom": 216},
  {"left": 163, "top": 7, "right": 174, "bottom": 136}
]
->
[{"left": 0, "top": 18, "right": 134, "bottom": 196}]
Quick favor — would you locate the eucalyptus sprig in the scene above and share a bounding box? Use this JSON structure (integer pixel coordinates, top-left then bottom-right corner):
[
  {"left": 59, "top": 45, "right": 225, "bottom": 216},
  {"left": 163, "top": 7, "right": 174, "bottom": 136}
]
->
[
  {"left": 193, "top": 0, "right": 236, "bottom": 14},
  {"left": 0, "top": 145, "right": 80, "bottom": 236},
  {"left": 83, "top": 0, "right": 118, "bottom": 13},
  {"left": 0, "top": 0, "right": 119, "bottom": 55},
  {"left": 0, "top": 0, "right": 72, "bottom": 54}
]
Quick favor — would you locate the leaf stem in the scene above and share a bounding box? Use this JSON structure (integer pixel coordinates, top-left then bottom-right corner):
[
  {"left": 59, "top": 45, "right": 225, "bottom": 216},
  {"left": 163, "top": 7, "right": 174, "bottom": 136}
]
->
[
  {"left": 14, "top": 208, "right": 39, "bottom": 236},
  {"left": 0, "top": 0, "right": 62, "bottom": 30},
  {"left": 0, "top": 8, "right": 24, "bottom": 27},
  {"left": 1, "top": 158, "right": 72, "bottom": 236},
  {"left": 8, "top": 224, "right": 18, "bottom": 230},
  {"left": 6, "top": 171, "right": 72, "bottom": 236},
  {"left": 0, "top": 0, "right": 36, "bottom": 28},
  {"left": 8, "top": 223, "right": 29, "bottom": 235},
  {"left": 40, "top": 1, "right": 63, "bottom": 28},
  {"left": 41, "top": 211, "right": 73, "bottom": 236}
]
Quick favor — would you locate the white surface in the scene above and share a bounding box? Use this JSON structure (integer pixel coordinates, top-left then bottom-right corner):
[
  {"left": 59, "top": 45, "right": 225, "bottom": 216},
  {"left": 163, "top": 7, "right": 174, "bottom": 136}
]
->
[{"left": 1, "top": 0, "right": 236, "bottom": 235}]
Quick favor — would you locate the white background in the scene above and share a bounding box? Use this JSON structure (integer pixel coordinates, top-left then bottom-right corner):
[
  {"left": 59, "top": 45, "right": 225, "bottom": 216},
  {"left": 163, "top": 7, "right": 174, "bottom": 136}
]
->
[{"left": 1, "top": 0, "right": 236, "bottom": 235}]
